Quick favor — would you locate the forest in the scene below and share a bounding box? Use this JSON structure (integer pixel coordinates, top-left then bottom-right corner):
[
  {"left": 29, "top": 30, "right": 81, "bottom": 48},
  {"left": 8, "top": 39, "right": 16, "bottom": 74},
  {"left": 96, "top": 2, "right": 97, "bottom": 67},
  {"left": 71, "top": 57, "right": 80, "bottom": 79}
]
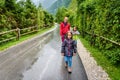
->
[{"left": 0, "top": 0, "right": 54, "bottom": 43}]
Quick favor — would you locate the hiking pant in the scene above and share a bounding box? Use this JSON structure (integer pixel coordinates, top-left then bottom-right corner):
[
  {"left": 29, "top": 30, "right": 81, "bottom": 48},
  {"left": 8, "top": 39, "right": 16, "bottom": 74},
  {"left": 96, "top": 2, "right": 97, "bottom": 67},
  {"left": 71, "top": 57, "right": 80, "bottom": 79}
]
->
[{"left": 64, "top": 56, "right": 72, "bottom": 67}]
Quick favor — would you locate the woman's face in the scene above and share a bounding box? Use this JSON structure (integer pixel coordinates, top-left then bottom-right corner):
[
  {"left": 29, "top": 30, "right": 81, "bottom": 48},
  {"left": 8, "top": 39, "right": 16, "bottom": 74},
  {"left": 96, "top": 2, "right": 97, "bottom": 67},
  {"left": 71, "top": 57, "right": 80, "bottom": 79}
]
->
[
  {"left": 67, "top": 32, "right": 72, "bottom": 39},
  {"left": 64, "top": 17, "right": 68, "bottom": 23}
]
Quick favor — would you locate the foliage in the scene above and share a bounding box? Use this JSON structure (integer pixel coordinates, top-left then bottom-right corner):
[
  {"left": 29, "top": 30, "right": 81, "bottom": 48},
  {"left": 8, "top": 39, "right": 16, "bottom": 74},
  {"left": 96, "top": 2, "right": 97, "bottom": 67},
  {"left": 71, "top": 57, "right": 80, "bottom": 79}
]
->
[
  {"left": 55, "top": 0, "right": 78, "bottom": 26},
  {"left": 76, "top": 0, "right": 120, "bottom": 65},
  {"left": 0, "top": 0, "right": 54, "bottom": 41},
  {"left": 55, "top": 7, "right": 69, "bottom": 23}
]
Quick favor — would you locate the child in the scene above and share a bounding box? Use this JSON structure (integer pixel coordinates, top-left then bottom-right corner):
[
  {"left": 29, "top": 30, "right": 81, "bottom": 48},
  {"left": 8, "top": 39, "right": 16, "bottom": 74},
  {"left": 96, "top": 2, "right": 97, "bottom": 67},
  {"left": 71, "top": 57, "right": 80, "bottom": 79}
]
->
[
  {"left": 61, "top": 31, "right": 77, "bottom": 73},
  {"left": 72, "top": 26, "right": 80, "bottom": 40}
]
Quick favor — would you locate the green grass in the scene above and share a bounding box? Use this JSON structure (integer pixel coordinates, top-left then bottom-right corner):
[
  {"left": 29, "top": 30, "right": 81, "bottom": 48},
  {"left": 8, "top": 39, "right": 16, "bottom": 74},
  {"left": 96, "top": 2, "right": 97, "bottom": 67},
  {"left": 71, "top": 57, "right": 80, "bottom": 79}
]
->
[
  {"left": 79, "top": 36, "right": 120, "bottom": 80},
  {"left": 0, "top": 26, "right": 54, "bottom": 51}
]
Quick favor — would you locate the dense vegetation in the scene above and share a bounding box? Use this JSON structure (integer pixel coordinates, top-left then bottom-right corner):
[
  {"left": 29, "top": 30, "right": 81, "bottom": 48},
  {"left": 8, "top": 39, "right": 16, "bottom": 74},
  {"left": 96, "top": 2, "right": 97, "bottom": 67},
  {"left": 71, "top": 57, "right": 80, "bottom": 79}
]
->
[
  {"left": 55, "top": 0, "right": 78, "bottom": 25},
  {"left": 76, "top": 0, "right": 120, "bottom": 65},
  {"left": 56, "top": 0, "right": 120, "bottom": 79},
  {"left": 0, "top": 0, "right": 54, "bottom": 42}
]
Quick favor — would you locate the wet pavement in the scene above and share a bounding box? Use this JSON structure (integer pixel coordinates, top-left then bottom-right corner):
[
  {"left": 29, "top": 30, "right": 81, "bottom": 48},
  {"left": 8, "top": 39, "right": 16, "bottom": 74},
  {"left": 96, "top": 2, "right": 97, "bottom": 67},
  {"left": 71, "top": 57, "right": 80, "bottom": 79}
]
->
[{"left": 0, "top": 25, "right": 88, "bottom": 80}]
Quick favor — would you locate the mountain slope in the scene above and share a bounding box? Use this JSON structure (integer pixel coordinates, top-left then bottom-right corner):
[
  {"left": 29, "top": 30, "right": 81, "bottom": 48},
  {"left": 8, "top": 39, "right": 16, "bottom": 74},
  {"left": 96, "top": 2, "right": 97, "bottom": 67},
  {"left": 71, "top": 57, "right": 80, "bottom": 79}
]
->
[
  {"left": 41, "top": 0, "right": 57, "bottom": 9},
  {"left": 47, "top": 0, "right": 71, "bottom": 14}
]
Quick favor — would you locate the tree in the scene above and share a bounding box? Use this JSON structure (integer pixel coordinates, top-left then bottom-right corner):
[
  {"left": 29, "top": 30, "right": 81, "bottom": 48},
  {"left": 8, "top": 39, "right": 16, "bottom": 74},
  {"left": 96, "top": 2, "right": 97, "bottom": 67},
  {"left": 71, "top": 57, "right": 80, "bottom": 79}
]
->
[
  {"left": 55, "top": 7, "right": 69, "bottom": 23},
  {"left": 37, "top": 3, "right": 45, "bottom": 28},
  {"left": 4, "top": 0, "right": 16, "bottom": 11}
]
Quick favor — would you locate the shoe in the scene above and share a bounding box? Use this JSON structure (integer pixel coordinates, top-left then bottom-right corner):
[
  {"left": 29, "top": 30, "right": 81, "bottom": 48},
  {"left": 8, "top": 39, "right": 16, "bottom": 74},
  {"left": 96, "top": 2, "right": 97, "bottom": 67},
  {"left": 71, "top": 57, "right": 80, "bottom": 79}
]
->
[
  {"left": 68, "top": 71, "right": 72, "bottom": 74},
  {"left": 68, "top": 67, "right": 72, "bottom": 73}
]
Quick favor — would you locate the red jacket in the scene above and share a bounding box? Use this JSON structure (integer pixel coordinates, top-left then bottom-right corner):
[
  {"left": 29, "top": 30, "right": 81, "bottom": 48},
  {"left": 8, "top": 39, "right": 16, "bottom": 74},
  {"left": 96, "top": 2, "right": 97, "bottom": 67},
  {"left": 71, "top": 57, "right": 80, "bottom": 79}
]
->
[{"left": 60, "top": 22, "right": 70, "bottom": 36}]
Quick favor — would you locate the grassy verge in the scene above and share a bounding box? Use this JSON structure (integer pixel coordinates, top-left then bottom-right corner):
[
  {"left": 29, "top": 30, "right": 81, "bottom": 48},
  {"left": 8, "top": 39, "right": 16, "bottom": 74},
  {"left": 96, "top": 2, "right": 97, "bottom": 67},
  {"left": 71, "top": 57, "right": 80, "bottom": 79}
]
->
[
  {"left": 0, "top": 26, "right": 54, "bottom": 51},
  {"left": 79, "top": 36, "right": 120, "bottom": 80}
]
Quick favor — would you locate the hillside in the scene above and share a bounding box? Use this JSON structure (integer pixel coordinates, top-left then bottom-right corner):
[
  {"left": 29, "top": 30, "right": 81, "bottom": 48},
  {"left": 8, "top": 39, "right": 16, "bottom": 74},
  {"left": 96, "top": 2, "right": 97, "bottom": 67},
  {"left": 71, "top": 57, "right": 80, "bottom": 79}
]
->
[
  {"left": 47, "top": 0, "right": 71, "bottom": 14},
  {"left": 41, "top": 0, "right": 57, "bottom": 9}
]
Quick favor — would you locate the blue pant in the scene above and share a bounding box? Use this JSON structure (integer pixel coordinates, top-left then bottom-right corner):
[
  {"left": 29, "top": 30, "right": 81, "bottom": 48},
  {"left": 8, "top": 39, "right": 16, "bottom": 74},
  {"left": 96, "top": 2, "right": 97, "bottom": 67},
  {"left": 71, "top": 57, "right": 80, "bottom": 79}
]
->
[{"left": 64, "top": 56, "right": 72, "bottom": 67}]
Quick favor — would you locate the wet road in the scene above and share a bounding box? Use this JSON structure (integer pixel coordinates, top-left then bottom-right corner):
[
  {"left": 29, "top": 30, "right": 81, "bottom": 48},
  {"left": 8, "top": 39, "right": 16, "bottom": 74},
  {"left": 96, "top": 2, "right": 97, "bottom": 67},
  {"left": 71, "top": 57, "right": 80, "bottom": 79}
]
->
[{"left": 0, "top": 25, "right": 88, "bottom": 80}]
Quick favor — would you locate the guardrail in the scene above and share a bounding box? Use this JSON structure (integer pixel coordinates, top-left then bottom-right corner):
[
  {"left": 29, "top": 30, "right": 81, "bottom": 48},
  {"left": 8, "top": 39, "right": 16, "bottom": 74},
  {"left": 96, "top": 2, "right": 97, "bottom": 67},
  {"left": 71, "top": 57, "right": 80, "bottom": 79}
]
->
[
  {"left": 84, "top": 31, "right": 120, "bottom": 46},
  {"left": 0, "top": 26, "right": 38, "bottom": 44}
]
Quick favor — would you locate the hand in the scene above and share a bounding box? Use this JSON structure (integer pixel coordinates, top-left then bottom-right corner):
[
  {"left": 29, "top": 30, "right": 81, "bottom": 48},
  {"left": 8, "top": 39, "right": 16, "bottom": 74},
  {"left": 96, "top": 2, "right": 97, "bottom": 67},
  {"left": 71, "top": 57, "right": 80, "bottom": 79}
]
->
[
  {"left": 61, "top": 53, "right": 64, "bottom": 56},
  {"left": 73, "top": 53, "right": 76, "bottom": 56}
]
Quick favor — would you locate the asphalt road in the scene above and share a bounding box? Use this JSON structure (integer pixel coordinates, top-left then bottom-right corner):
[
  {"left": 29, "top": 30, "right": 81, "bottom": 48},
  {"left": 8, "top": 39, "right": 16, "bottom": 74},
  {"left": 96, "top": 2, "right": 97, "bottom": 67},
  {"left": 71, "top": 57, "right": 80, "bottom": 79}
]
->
[{"left": 0, "top": 25, "right": 88, "bottom": 80}]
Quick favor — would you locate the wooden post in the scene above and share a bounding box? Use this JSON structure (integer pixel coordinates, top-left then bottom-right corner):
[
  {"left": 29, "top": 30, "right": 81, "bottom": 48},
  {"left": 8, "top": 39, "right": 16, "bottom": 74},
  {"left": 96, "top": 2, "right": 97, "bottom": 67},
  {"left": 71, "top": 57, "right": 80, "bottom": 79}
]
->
[{"left": 16, "top": 28, "right": 20, "bottom": 40}]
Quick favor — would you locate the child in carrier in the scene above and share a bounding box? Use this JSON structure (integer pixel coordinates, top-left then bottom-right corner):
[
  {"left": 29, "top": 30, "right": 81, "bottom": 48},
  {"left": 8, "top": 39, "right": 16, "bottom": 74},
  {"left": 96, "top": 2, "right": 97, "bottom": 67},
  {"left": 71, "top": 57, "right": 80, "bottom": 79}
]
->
[
  {"left": 72, "top": 26, "right": 80, "bottom": 46},
  {"left": 72, "top": 26, "right": 80, "bottom": 40},
  {"left": 61, "top": 31, "right": 77, "bottom": 73}
]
